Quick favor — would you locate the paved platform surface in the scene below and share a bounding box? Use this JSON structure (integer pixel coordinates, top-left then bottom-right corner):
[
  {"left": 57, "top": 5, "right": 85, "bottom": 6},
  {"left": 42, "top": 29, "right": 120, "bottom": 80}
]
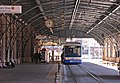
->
[
  {"left": 1, "top": 59, "right": 119, "bottom": 83},
  {"left": 0, "top": 63, "right": 58, "bottom": 83},
  {"left": 81, "top": 62, "right": 120, "bottom": 82}
]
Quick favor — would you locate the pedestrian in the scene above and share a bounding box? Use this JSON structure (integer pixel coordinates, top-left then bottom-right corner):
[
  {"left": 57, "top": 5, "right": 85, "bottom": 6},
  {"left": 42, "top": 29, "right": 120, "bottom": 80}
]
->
[
  {"left": 38, "top": 52, "right": 42, "bottom": 64},
  {"left": 49, "top": 53, "right": 51, "bottom": 61},
  {"left": 61, "top": 52, "right": 64, "bottom": 64},
  {"left": 9, "top": 60, "right": 15, "bottom": 68},
  {"left": 34, "top": 52, "right": 39, "bottom": 64},
  {"left": 52, "top": 55, "right": 54, "bottom": 62}
]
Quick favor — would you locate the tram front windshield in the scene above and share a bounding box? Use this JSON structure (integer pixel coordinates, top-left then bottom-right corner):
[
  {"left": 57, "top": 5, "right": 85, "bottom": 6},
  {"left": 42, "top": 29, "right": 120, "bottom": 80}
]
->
[{"left": 64, "top": 46, "right": 81, "bottom": 57}]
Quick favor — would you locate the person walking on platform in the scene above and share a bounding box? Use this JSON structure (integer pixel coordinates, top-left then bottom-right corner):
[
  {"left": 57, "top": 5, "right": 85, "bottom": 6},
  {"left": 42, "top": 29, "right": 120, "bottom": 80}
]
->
[
  {"left": 38, "top": 52, "right": 42, "bottom": 64},
  {"left": 61, "top": 52, "right": 64, "bottom": 64},
  {"left": 34, "top": 52, "right": 39, "bottom": 64}
]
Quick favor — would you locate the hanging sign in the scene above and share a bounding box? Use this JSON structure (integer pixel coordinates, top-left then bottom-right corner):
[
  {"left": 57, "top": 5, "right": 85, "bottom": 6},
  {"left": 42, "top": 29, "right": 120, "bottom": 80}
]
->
[{"left": 0, "top": 5, "right": 22, "bottom": 13}]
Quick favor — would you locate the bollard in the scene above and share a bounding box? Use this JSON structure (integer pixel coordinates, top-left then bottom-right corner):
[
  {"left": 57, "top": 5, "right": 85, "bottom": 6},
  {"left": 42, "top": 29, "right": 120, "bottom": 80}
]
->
[
  {"left": 58, "top": 63, "right": 60, "bottom": 73},
  {"left": 54, "top": 63, "right": 61, "bottom": 83},
  {"left": 54, "top": 72, "right": 57, "bottom": 83},
  {"left": 117, "top": 61, "right": 120, "bottom": 75},
  {"left": 54, "top": 72, "right": 60, "bottom": 83}
]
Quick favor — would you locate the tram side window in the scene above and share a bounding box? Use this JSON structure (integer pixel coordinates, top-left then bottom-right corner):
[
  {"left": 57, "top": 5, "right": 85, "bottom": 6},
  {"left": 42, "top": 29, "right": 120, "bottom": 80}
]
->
[
  {"left": 76, "top": 46, "right": 81, "bottom": 57},
  {"left": 64, "top": 47, "right": 69, "bottom": 54},
  {"left": 65, "top": 47, "right": 72, "bottom": 54}
]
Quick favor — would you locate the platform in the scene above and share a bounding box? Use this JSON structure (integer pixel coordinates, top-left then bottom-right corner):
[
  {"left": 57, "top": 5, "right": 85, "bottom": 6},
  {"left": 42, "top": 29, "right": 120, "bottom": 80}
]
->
[{"left": 0, "top": 63, "right": 58, "bottom": 83}]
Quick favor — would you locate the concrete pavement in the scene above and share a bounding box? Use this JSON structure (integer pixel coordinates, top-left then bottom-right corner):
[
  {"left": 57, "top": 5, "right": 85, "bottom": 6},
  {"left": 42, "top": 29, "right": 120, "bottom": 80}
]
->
[{"left": 0, "top": 63, "right": 58, "bottom": 83}]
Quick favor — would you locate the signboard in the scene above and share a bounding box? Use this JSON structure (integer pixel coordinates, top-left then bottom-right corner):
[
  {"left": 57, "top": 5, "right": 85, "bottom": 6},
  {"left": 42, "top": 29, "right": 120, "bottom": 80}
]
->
[
  {"left": 0, "top": 6, "right": 22, "bottom": 13},
  {"left": 36, "top": 35, "right": 47, "bottom": 39}
]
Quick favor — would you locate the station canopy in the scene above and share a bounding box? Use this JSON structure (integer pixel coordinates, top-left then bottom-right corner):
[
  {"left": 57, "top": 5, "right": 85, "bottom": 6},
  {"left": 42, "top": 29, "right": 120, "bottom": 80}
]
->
[{"left": 1, "top": 0, "right": 120, "bottom": 45}]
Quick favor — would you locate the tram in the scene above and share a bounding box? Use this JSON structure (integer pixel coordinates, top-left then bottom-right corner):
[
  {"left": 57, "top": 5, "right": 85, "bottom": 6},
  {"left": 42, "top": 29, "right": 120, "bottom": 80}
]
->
[{"left": 62, "top": 42, "right": 82, "bottom": 64}]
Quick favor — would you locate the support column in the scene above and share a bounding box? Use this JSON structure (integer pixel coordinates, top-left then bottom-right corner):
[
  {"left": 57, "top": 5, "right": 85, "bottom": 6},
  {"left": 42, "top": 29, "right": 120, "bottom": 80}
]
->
[{"left": 2, "top": 33, "right": 6, "bottom": 66}]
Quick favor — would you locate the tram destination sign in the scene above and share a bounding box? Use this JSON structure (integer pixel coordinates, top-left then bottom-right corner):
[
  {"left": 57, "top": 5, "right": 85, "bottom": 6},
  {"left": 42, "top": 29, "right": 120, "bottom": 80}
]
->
[{"left": 0, "top": 6, "right": 22, "bottom": 13}]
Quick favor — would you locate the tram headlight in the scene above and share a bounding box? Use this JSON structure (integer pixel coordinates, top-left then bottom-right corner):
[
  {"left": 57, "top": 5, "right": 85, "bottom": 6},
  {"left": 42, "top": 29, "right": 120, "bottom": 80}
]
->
[
  {"left": 76, "top": 58, "right": 80, "bottom": 60},
  {"left": 65, "top": 58, "right": 69, "bottom": 60}
]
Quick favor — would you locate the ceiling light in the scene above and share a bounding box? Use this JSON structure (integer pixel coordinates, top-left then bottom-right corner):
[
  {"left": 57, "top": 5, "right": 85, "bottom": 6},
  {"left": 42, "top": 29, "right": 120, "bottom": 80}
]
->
[
  {"left": 19, "top": 19, "right": 22, "bottom": 21},
  {"left": 15, "top": 15, "right": 18, "bottom": 18},
  {"left": 22, "top": 21, "right": 25, "bottom": 23},
  {"left": 25, "top": 23, "right": 27, "bottom": 25},
  {"left": 109, "top": 0, "right": 116, "bottom": 2}
]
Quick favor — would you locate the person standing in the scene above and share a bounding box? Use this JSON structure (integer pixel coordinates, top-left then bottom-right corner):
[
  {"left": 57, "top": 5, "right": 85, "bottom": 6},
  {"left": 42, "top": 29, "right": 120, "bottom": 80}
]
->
[
  {"left": 61, "top": 52, "right": 64, "bottom": 64},
  {"left": 38, "top": 52, "right": 42, "bottom": 64},
  {"left": 34, "top": 52, "right": 39, "bottom": 64}
]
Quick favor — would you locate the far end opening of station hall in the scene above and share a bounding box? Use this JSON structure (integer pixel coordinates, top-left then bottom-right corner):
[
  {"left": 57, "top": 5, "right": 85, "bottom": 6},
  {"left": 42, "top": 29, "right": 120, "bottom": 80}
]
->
[{"left": 26, "top": 37, "right": 119, "bottom": 65}]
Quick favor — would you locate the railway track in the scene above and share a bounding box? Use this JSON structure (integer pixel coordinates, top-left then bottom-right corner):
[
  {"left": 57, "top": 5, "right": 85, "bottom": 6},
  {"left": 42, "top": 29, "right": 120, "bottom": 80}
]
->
[
  {"left": 78, "top": 65, "right": 103, "bottom": 83},
  {"left": 67, "top": 65, "right": 78, "bottom": 83},
  {"left": 66, "top": 65, "right": 103, "bottom": 83}
]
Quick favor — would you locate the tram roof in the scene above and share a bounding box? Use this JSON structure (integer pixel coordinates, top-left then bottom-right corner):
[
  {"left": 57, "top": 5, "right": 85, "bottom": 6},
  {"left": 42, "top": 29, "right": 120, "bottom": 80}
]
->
[{"left": 1, "top": 0, "right": 120, "bottom": 45}]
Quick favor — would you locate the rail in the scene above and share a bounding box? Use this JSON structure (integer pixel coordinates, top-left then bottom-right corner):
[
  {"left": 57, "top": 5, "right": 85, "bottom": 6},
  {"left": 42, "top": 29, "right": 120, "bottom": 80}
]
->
[
  {"left": 66, "top": 65, "right": 103, "bottom": 83},
  {"left": 78, "top": 65, "right": 103, "bottom": 83},
  {"left": 68, "top": 65, "right": 78, "bottom": 83}
]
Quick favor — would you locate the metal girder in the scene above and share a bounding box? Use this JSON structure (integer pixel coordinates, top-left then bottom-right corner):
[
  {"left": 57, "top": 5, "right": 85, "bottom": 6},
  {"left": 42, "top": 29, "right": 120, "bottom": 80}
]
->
[
  {"left": 45, "top": 4, "right": 119, "bottom": 33},
  {"left": 14, "top": 12, "right": 44, "bottom": 36},
  {"left": 16, "top": 6, "right": 38, "bottom": 21},
  {"left": 35, "top": 0, "right": 47, "bottom": 20},
  {"left": 95, "top": 25, "right": 113, "bottom": 37},
  {"left": 87, "top": 5, "right": 120, "bottom": 34},
  {"left": 51, "top": 28, "right": 104, "bottom": 45},
  {"left": 103, "top": 21, "right": 120, "bottom": 32},
  {"left": 88, "top": 32, "right": 104, "bottom": 45},
  {"left": 14, "top": 16, "right": 44, "bottom": 41},
  {"left": 69, "top": 0, "right": 81, "bottom": 29},
  {"left": 22, "top": 25, "right": 50, "bottom": 48},
  {"left": 26, "top": 13, "right": 42, "bottom": 23},
  {"left": 0, "top": 0, "right": 120, "bottom": 46},
  {"left": 0, "top": 14, "right": 14, "bottom": 40},
  {"left": 92, "top": 23, "right": 119, "bottom": 45}
]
